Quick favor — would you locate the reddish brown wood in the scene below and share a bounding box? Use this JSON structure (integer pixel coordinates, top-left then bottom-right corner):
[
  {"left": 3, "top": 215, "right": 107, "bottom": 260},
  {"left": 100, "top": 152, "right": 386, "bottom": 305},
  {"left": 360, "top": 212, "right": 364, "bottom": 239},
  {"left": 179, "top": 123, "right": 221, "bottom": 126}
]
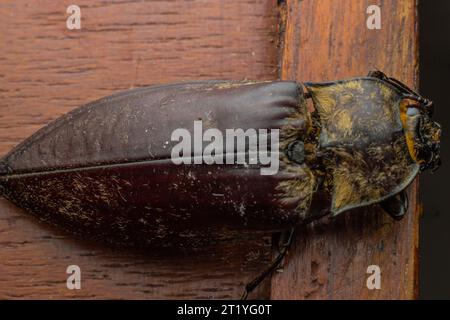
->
[
  {"left": 0, "top": 0, "right": 280, "bottom": 299},
  {"left": 271, "top": 0, "right": 420, "bottom": 299},
  {"left": 0, "top": 0, "right": 421, "bottom": 300}
]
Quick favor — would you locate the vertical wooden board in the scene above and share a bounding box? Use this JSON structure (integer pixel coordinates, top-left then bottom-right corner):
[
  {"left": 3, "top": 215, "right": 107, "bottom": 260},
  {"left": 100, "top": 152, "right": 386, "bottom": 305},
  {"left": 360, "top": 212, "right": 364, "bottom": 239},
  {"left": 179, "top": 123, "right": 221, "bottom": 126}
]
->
[
  {"left": 271, "top": 0, "right": 419, "bottom": 299},
  {"left": 0, "top": 0, "right": 279, "bottom": 299}
]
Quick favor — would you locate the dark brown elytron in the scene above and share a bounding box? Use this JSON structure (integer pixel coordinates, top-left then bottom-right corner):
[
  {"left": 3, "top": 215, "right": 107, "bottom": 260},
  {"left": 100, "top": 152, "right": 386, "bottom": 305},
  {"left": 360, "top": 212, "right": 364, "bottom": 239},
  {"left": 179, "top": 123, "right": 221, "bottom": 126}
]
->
[{"left": 0, "top": 71, "right": 441, "bottom": 248}]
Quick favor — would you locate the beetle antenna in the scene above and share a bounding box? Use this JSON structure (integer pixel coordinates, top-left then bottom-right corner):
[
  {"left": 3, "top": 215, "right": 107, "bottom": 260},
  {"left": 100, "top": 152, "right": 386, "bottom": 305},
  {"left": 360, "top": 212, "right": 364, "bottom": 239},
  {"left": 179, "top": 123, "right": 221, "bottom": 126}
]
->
[{"left": 240, "top": 228, "right": 295, "bottom": 300}]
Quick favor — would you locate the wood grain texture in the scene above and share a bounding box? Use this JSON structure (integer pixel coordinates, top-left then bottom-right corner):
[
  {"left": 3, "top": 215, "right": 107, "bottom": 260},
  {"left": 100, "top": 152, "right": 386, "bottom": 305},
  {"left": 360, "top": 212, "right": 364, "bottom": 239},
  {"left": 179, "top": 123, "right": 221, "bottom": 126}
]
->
[
  {"left": 0, "top": 0, "right": 421, "bottom": 300},
  {"left": 271, "top": 0, "right": 420, "bottom": 299},
  {"left": 0, "top": 0, "right": 280, "bottom": 299}
]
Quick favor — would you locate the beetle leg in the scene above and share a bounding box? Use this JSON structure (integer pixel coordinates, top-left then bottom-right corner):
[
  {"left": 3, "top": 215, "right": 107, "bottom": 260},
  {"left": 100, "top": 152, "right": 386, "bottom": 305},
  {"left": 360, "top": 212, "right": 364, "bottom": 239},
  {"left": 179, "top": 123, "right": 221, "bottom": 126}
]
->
[
  {"left": 380, "top": 191, "right": 409, "bottom": 220},
  {"left": 240, "top": 228, "right": 295, "bottom": 300}
]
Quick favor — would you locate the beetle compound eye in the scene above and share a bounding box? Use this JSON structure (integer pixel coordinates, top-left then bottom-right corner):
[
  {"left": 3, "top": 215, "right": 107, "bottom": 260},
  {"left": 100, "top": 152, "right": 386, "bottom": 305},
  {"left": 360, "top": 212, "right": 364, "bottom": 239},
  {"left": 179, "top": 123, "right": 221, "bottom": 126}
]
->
[{"left": 406, "top": 107, "right": 420, "bottom": 117}]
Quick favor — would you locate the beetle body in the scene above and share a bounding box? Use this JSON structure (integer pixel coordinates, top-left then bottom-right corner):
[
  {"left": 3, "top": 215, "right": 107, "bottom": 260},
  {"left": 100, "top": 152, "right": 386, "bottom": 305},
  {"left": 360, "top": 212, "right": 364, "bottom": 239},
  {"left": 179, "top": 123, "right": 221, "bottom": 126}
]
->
[{"left": 0, "top": 72, "right": 441, "bottom": 247}]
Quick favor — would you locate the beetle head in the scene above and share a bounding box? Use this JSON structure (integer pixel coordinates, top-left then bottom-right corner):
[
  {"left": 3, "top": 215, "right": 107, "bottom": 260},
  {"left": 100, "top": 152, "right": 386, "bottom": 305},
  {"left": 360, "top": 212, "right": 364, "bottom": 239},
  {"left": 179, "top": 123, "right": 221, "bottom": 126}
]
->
[{"left": 368, "top": 71, "right": 441, "bottom": 173}]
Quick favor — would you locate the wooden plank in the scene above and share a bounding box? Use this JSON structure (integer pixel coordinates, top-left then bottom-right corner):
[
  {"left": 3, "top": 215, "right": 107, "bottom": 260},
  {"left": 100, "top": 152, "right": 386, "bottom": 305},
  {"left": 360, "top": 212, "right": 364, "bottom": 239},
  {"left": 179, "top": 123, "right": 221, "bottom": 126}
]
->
[
  {"left": 0, "top": 0, "right": 279, "bottom": 299},
  {"left": 271, "top": 0, "right": 419, "bottom": 299}
]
